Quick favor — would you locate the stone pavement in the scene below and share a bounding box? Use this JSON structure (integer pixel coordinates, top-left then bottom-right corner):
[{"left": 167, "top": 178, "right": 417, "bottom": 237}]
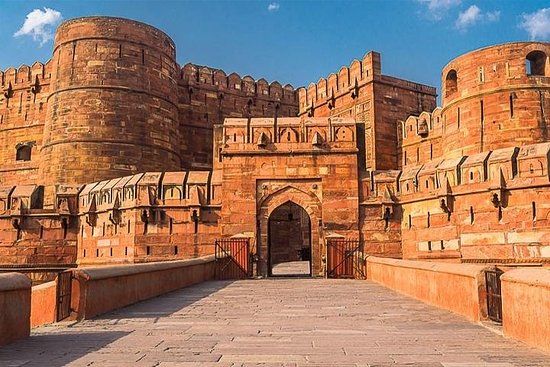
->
[
  {"left": 271, "top": 261, "right": 311, "bottom": 276},
  {"left": 1, "top": 279, "right": 549, "bottom": 366}
]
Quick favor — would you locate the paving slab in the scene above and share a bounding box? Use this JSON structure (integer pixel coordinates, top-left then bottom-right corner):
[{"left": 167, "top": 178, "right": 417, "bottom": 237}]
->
[{"left": 0, "top": 279, "right": 548, "bottom": 366}]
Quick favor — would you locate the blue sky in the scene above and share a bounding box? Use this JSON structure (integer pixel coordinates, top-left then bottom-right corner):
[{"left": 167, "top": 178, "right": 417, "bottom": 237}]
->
[{"left": 1, "top": 1, "right": 549, "bottom": 97}]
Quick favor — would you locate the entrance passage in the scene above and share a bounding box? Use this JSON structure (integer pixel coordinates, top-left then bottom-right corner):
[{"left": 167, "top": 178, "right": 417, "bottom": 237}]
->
[{"left": 268, "top": 201, "right": 312, "bottom": 277}]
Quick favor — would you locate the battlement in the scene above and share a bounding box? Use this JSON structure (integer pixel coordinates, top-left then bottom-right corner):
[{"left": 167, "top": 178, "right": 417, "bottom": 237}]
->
[
  {"left": 78, "top": 171, "right": 219, "bottom": 216},
  {"left": 180, "top": 63, "right": 297, "bottom": 103},
  {"left": 297, "top": 51, "right": 436, "bottom": 115},
  {"left": 297, "top": 51, "right": 380, "bottom": 113},
  {"left": 0, "top": 62, "right": 52, "bottom": 88},
  {"left": 368, "top": 141, "right": 550, "bottom": 199}
]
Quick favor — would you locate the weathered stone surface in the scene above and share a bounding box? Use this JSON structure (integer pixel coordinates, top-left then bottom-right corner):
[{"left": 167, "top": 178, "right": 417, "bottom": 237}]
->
[{"left": 1, "top": 279, "right": 549, "bottom": 365}]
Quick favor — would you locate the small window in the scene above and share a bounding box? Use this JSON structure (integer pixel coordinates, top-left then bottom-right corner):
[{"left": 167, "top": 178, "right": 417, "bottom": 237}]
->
[
  {"left": 445, "top": 69, "right": 458, "bottom": 97},
  {"left": 478, "top": 66, "right": 485, "bottom": 83},
  {"left": 16, "top": 144, "right": 32, "bottom": 161},
  {"left": 525, "top": 51, "right": 547, "bottom": 76}
]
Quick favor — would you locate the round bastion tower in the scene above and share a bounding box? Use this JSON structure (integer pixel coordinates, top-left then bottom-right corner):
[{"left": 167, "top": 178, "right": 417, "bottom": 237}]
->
[
  {"left": 441, "top": 42, "right": 550, "bottom": 158},
  {"left": 40, "top": 17, "right": 181, "bottom": 185}
]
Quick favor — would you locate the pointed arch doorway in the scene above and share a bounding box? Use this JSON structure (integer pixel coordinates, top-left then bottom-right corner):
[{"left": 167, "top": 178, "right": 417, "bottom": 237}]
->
[{"left": 268, "top": 201, "right": 312, "bottom": 277}]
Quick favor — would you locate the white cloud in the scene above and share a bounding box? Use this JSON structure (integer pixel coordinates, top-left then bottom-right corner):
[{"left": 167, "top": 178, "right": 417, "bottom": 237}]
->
[
  {"left": 267, "top": 2, "right": 280, "bottom": 12},
  {"left": 486, "top": 10, "right": 501, "bottom": 23},
  {"left": 455, "top": 5, "right": 481, "bottom": 29},
  {"left": 455, "top": 5, "right": 500, "bottom": 31},
  {"left": 417, "top": 0, "right": 461, "bottom": 20},
  {"left": 14, "top": 7, "right": 62, "bottom": 46},
  {"left": 520, "top": 8, "right": 550, "bottom": 40}
]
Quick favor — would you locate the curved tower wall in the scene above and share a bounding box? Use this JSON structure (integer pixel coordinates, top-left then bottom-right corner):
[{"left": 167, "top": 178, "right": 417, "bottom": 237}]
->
[
  {"left": 40, "top": 17, "right": 181, "bottom": 185},
  {"left": 441, "top": 42, "right": 550, "bottom": 158}
]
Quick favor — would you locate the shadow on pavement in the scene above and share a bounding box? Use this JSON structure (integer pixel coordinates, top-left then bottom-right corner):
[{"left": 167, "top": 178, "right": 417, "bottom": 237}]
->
[
  {"left": 94, "top": 279, "right": 235, "bottom": 320},
  {"left": 0, "top": 330, "right": 130, "bottom": 367}
]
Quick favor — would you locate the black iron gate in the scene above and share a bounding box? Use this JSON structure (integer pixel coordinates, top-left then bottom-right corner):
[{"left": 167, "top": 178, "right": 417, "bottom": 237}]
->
[
  {"left": 485, "top": 268, "right": 503, "bottom": 323},
  {"left": 326, "top": 239, "right": 365, "bottom": 279},
  {"left": 56, "top": 271, "right": 72, "bottom": 321},
  {"left": 215, "top": 238, "right": 251, "bottom": 280}
]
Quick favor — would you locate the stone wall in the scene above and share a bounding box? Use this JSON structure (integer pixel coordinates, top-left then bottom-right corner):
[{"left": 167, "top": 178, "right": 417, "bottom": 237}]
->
[
  {"left": 297, "top": 52, "right": 437, "bottom": 171},
  {"left": 0, "top": 272, "right": 31, "bottom": 346},
  {"left": 77, "top": 171, "right": 221, "bottom": 265},
  {"left": 400, "top": 142, "right": 550, "bottom": 261},
  {"left": 0, "top": 62, "right": 51, "bottom": 187},
  {"left": 178, "top": 64, "right": 299, "bottom": 169},
  {"left": 396, "top": 43, "right": 550, "bottom": 262},
  {"left": 0, "top": 16, "right": 299, "bottom": 188},
  {"left": 0, "top": 184, "right": 79, "bottom": 270}
]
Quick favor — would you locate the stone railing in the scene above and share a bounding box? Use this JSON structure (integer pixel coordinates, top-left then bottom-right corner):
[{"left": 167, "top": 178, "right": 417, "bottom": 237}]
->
[
  {"left": 501, "top": 268, "right": 550, "bottom": 353},
  {"left": 71, "top": 255, "right": 216, "bottom": 319},
  {"left": 0, "top": 272, "right": 31, "bottom": 346},
  {"left": 366, "top": 256, "right": 489, "bottom": 321}
]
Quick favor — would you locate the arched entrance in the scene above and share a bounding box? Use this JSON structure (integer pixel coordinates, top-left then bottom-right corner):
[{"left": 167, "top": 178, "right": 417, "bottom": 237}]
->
[
  {"left": 257, "top": 184, "right": 323, "bottom": 277},
  {"left": 268, "top": 201, "right": 312, "bottom": 277}
]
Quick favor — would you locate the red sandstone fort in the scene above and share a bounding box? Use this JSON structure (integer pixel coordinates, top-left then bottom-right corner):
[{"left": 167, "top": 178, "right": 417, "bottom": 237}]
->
[{"left": 0, "top": 16, "right": 549, "bottom": 282}]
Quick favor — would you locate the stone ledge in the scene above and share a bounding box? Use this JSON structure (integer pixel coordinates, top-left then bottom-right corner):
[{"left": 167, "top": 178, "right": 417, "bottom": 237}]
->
[
  {"left": 0, "top": 272, "right": 31, "bottom": 292},
  {"left": 366, "top": 256, "right": 490, "bottom": 278},
  {"left": 501, "top": 267, "right": 550, "bottom": 288},
  {"left": 75, "top": 255, "right": 216, "bottom": 281}
]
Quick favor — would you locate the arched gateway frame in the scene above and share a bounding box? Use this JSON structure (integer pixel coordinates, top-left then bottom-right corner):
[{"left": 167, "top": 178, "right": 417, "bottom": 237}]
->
[
  {"left": 268, "top": 201, "right": 312, "bottom": 276},
  {"left": 257, "top": 186, "right": 323, "bottom": 278}
]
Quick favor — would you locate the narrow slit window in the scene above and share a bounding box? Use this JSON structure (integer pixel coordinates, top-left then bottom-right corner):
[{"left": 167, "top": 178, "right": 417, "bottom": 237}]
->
[{"left": 480, "top": 100, "right": 484, "bottom": 122}]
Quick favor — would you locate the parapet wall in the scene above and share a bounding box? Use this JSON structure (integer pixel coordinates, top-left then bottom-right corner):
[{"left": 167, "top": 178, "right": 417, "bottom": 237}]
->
[
  {"left": 77, "top": 171, "right": 221, "bottom": 265},
  {"left": 501, "top": 268, "right": 550, "bottom": 353},
  {"left": 0, "top": 272, "right": 31, "bottom": 346},
  {"left": 71, "top": 255, "right": 215, "bottom": 319},
  {"left": 366, "top": 256, "right": 488, "bottom": 321},
  {"left": 30, "top": 280, "right": 57, "bottom": 328}
]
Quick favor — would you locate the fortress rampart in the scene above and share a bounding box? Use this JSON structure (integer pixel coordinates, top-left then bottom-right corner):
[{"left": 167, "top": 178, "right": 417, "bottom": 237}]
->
[
  {"left": 0, "top": 16, "right": 548, "bottom": 275},
  {"left": 440, "top": 42, "right": 550, "bottom": 157},
  {"left": 0, "top": 16, "right": 298, "bottom": 188},
  {"left": 396, "top": 42, "right": 550, "bottom": 261}
]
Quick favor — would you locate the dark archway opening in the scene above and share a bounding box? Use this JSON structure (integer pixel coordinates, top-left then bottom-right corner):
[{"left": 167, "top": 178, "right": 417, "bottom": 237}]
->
[
  {"left": 525, "top": 50, "right": 547, "bottom": 76},
  {"left": 268, "top": 201, "right": 312, "bottom": 277}
]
